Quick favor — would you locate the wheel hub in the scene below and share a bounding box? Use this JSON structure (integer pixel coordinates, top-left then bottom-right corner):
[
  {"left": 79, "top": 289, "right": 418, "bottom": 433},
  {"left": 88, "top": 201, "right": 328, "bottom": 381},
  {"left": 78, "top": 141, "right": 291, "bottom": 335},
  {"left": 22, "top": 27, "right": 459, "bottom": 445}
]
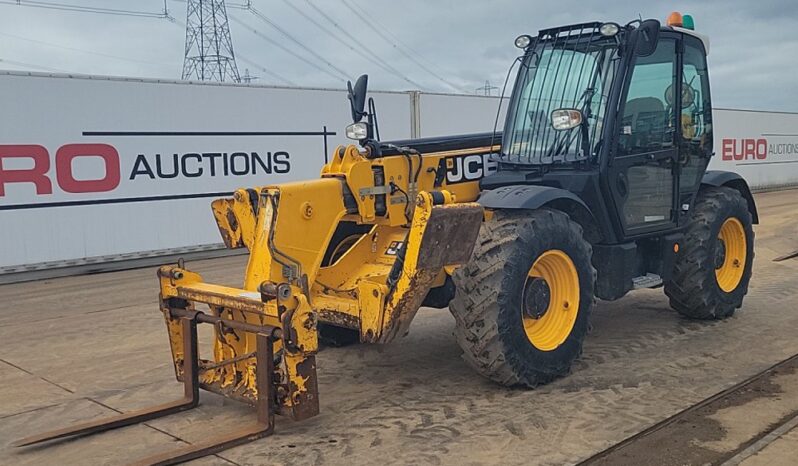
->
[
  {"left": 714, "top": 238, "right": 727, "bottom": 269},
  {"left": 521, "top": 249, "right": 580, "bottom": 352},
  {"left": 523, "top": 277, "right": 551, "bottom": 320},
  {"left": 715, "top": 217, "right": 747, "bottom": 293}
]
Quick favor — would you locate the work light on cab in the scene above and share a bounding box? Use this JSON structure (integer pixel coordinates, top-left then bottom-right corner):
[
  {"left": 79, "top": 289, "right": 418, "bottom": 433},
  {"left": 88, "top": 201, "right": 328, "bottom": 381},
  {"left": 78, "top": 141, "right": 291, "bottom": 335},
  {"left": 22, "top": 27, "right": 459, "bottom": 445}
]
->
[
  {"left": 599, "top": 22, "right": 620, "bottom": 37},
  {"left": 515, "top": 34, "right": 532, "bottom": 48}
]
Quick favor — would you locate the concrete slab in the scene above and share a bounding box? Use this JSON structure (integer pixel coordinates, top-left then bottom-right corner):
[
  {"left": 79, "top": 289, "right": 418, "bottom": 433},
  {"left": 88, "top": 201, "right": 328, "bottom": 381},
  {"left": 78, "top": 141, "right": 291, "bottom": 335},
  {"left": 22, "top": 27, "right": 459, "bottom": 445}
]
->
[{"left": 740, "top": 425, "right": 798, "bottom": 466}]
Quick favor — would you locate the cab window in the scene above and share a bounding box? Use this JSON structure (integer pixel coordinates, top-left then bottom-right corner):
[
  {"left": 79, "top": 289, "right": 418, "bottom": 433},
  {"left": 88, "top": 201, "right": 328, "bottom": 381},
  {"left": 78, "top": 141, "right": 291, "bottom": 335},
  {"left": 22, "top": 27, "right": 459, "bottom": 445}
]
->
[
  {"left": 617, "top": 39, "right": 676, "bottom": 156},
  {"left": 679, "top": 38, "right": 712, "bottom": 191}
]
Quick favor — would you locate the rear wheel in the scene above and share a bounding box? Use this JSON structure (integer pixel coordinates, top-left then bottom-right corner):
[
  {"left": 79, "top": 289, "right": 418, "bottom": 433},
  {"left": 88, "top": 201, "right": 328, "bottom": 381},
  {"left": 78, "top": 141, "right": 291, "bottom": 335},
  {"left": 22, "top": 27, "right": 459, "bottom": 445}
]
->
[
  {"left": 665, "top": 187, "right": 754, "bottom": 319},
  {"left": 318, "top": 324, "right": 360, "bottom": 347},
  {"left": 449, "top": 209, "right": 595, "bottom": 387}
]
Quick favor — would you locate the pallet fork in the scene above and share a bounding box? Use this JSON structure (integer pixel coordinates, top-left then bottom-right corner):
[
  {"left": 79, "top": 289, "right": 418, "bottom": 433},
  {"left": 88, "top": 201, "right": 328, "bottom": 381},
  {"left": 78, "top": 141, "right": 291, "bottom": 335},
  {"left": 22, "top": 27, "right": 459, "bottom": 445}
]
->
[{"left": 13, "top": 309, "right": 277, "bottom": 465}]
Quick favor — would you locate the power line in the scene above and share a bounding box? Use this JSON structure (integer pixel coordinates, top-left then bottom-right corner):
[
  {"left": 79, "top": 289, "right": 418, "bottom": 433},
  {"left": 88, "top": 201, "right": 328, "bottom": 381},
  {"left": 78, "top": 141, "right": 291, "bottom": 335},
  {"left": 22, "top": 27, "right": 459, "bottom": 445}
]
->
[
  {"left": 0, "top": 57, "right": 70, "bottom": 72},
  {"left": 170, "top": 0, "right": 248, "bottom": 11},
  {"left": 0, "top": 31, "right": 174, "bottom": 70},
  {"left": 2, "top": 0, "right": 294, "bottom": 85},
  {"left": 0, "top": 0, "right": 167, "bottom": 18},
  {"left": 348, "top": 0, "right": 446, "bottom": 71},
  {"left": 296, "top": 0, "right": 425, "bottom": 89},
  {"left": 337, "top": 0, "right": 464, "bottom": 92},
  {"left": 228, "top": 14, "right": 344, "bottom": 83},
  {"left": 236, "top": 54, "right": 296, "bottom": 85},
  {"left": 245, "top": 5, "right": 349, "bottom": 82}
]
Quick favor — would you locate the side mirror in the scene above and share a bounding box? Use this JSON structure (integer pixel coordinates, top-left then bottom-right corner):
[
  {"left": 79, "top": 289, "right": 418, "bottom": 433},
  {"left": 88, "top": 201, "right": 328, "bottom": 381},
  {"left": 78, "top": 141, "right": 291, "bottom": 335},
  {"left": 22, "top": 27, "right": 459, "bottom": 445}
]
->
[
  {"left": 347, "top": 74, "right": 368, "bottom": 123},
  {"left": 551, "top": 108, "right": 583, "bottom": 130},
  {"left": 632, "top": 19, "right": 660, "bottom": 57}
]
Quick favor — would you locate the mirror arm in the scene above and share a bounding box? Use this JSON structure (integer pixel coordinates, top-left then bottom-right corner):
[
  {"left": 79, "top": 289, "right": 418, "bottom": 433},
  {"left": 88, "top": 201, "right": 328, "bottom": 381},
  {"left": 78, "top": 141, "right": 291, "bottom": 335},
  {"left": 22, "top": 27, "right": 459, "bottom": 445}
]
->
[{"left": 368, "top": 97, "right": 380, "bottom": 142}]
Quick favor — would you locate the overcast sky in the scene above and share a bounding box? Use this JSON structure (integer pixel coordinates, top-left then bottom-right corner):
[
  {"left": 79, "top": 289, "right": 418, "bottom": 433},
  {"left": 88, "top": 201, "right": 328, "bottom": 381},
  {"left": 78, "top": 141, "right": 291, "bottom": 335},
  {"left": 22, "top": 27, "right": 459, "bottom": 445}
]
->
[{"left": 1, "top": 0, "right": 796, "bottom": 111}]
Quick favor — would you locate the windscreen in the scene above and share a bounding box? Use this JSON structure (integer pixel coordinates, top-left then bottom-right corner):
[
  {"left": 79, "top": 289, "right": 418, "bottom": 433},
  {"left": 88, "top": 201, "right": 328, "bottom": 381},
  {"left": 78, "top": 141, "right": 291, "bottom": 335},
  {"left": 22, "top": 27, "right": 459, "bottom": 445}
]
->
[{"left": 502, "top": 26, "right": 621, "bottom": 165}]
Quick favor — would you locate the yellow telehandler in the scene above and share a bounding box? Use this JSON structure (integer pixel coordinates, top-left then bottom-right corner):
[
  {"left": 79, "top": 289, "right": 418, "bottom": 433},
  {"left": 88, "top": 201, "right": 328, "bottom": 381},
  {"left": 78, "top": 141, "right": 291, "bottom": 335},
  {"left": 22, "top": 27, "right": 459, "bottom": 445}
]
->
[{"left": 16, "top": 14, "right": 758, "bottom": 464}]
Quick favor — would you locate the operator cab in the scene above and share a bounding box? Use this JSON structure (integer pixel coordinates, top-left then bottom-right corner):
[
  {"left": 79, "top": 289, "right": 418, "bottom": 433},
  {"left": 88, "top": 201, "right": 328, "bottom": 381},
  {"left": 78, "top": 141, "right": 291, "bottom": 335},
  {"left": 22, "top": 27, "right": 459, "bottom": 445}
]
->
[{"left": 483, "top": 14, "right": 714, "bottom": 244}]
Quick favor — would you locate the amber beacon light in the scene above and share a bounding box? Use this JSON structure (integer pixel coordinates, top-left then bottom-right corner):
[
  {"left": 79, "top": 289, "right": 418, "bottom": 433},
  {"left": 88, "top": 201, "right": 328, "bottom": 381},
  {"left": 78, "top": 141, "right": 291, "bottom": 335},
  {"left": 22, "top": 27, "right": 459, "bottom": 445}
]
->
[
  {"left": 667, "top": 11, "right": 683, "bottom": 27},
  {"left": 667, "top": 11, "right": 696, "bottom": 30}
]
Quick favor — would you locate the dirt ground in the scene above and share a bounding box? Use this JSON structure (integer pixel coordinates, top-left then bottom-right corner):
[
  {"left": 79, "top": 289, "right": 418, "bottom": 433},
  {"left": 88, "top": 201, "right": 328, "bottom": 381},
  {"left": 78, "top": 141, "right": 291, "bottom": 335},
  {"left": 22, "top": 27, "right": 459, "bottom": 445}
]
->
[
  {"left": 1, "top": 189, "right": 798, "bottom": 466},
  {"left": 586, "top": 355, "right": 798, "bottom": 465}
]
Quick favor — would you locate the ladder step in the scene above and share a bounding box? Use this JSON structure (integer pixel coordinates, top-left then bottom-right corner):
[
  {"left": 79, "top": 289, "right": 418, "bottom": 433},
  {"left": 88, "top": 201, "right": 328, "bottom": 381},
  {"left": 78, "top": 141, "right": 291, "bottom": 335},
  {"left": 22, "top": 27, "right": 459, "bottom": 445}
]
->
[{"left": 632, "top": 273, "right": 663, "bottom": 289}]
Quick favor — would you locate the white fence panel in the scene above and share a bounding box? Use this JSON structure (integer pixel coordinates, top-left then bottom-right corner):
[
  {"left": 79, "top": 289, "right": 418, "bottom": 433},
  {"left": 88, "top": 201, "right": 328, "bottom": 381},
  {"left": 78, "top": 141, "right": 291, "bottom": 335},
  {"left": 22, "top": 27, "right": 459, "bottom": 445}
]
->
[
  {"left": 709, "top": 109, "right": 798, "bottom": 189},
  {"left": 1, "top": 72, "right": 797, "bottom": 276},
  {"left": 0, "top": 72, "right": 411, "bottom": 270},
  {"left": 416, "top": 93, "right": 506, "bottom": 137}
]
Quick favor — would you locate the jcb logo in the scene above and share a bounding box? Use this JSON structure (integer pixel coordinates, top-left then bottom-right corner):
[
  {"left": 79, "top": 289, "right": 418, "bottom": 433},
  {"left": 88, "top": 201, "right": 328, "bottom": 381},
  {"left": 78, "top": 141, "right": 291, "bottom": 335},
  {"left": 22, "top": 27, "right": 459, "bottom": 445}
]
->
[
  {"left": 0, "top": 144, "right": 121, "bottom": 196},
  {"left": 442, "top": 153, "right": 498, "bottom": 184}
]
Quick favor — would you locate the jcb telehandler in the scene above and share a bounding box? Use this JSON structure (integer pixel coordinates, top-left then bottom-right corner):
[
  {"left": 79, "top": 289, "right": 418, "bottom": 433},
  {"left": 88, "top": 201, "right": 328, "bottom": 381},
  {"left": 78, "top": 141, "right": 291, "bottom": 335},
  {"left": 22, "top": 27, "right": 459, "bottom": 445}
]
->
[{"left": 16, "top": 14, "right": 757, "bottom": 464}]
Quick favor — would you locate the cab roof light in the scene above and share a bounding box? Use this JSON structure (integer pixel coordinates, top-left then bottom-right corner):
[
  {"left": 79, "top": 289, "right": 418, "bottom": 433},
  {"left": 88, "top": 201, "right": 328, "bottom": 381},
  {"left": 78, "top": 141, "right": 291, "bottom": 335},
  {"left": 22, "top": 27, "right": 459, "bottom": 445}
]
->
[
  {"left": 682, "top": 14, "right": 695, "bottom": 30},
  {"left": 599, "top": 22, "right": 620, "bottom": 37},
  {"left": 667, "top": 11, "right": 683, "bottom": 27},
  {"left": 515, "top": 34, "right": 532, "bottom": 49}
]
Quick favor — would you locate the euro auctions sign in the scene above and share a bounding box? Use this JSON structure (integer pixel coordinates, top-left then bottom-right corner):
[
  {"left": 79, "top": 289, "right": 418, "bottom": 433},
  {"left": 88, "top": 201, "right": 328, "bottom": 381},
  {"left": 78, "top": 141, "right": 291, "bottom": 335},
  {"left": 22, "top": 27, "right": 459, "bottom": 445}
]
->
[
  {"left": 0, "top": 144, "right": 121, "bottom": 197},
  {"left": 0, "top": 126, "right": 335, "bottom": 272},
  {"left": 710, "top": 109, "right": 798, "bottom": 190},
  {"left": 720, "top": 138, "right": 798, "bottom": 162},
  {"left": 0, "top": 134, "right": 318, "bottom": 208},
  {"left": 0, "top": 72, "right": 420, "bottom": 270}
]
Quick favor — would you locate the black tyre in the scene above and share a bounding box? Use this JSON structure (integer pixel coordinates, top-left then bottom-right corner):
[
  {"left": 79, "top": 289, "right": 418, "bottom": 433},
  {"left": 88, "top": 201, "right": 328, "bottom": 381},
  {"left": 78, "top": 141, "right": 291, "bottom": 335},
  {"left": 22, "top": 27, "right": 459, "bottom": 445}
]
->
[
  {"left": 318, "top": 323, "right": 360, "bottom": 347},
  {"left": 665, "top": 187, "right": 754, "bottom": 319},
  {"left": 449, "top": 209, "right": 595, "bottom": 387}
]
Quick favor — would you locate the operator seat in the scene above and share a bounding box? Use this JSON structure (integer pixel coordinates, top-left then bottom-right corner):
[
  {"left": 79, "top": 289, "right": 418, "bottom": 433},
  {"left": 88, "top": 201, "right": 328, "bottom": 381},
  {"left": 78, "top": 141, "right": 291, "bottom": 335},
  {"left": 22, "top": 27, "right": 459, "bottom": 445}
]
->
[{"left": 620, "top": 97, "right": 667, "bottom": 153}]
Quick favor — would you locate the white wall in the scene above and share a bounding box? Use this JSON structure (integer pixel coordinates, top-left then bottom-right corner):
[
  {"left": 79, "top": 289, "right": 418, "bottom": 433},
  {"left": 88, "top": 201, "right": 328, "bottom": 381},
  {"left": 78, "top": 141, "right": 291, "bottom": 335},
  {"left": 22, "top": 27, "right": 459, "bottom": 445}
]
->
[
  {"left": 416, "top": 93, "right": 506, "bottom": 137},
  {"left": 0, "top": 72, "right": 411, "bottom": 270},
  {"left": 1, "top": 72, "right": 797, "bottom": 273},
  {"left": 709, "top": 108, "right": 798, "bottom": 190},
  {"left": 415, "top": 95, "right": 798, "bottom": 191}
]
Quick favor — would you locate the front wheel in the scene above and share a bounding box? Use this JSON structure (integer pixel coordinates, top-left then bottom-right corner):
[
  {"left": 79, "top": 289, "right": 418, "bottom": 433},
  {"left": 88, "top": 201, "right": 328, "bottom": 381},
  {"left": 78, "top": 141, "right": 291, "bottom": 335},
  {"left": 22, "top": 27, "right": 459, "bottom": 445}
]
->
[
  {"left": 665, "top": 187, "right": 755, "bottom": 319},
  {"left": 449, "top": 209, "right": 595, "bottom": 387}
]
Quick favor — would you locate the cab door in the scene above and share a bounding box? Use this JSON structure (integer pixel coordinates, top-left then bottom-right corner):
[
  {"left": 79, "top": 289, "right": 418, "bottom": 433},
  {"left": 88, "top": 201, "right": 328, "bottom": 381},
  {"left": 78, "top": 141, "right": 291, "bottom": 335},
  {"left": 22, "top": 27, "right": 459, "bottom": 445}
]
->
[
  {"left": 676, "top": 36, "right": 713, "bottom": 225},
  {"left": 608, "top": 36, "right": 679, "bottom": 237}
]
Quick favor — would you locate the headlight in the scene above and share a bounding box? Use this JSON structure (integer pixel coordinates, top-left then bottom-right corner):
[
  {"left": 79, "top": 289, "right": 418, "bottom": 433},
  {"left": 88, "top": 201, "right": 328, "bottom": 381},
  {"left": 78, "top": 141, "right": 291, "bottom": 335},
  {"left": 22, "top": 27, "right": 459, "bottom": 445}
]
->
[
  {"left": 345, "top": 122, "right": 369, "bottom": 141},
  {"left": 514, "top": 34, "right": 532, "bottom": 48},
  {"left": 599, "top": 22, "right": 620, "bottom": 37},
  {"left": 551, "top": 109, "right": 583, "bottom": 131}
]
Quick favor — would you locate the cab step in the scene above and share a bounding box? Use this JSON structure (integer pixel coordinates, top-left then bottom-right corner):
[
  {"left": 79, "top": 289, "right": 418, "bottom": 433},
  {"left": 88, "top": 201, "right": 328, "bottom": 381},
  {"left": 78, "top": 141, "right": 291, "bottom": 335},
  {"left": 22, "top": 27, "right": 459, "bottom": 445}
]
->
[{"left": 632, "top": 273, "right": 663, "bottom": 289}]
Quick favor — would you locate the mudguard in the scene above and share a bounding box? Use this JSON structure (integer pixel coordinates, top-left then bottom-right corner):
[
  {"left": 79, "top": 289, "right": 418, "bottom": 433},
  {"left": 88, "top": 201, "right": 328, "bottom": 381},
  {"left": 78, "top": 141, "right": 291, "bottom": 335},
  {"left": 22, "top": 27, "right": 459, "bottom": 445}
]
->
[
  {"left": 478, "top": 184, "right": 590, "bottom": 211},
  {"left": 478, "top": 184, "right": 605, "bottom": 242},
  {"left": 701, "top": 171, "right": 759, "bottom": 224}
]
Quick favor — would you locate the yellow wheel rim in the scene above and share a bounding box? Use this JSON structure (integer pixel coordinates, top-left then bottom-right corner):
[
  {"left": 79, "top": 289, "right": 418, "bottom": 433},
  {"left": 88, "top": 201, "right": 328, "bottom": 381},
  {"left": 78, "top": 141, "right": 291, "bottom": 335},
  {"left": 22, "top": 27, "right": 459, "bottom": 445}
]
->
[
  {"left": 522, "top": 250, "right": 580, "bottom": 351},
  {"left": 715, "top": 217, "right": 747, "bottom": 292}
]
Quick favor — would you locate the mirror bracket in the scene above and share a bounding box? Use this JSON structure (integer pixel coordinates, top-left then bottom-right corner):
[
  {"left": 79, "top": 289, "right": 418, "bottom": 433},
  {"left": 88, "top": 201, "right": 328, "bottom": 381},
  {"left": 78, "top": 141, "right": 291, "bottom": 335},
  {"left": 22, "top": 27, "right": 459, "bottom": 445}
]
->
[{"left": 631, "top": 19, "right": 661, "bottom": 57}]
